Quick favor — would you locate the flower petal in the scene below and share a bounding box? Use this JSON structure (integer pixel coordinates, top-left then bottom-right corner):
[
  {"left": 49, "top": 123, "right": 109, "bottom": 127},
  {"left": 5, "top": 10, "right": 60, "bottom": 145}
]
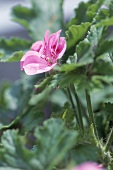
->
[
  {"left": 31, "top": 41, "right": 43, "bottom": 52},
  {"left": 20, "top": 51, "right": 40, "bottom": 70},
  {"left": 44, "top": 30, "right": 50, "bottom": 44},
  {"left": 73, "top": 162, "right": 104, "bottom": 170},
  {"left": 46, "top": 30, "right": 61, "bottom": 59},
  {"left": 24, "top": 62, "right": 56, "bottom": 75},
  {"left": 48, "top": 30, "right": 61, "bottom": 49},
  {"left": 21, "top": 51, "right": 56, "bottom": 75},
  {"left": 56, "top": 37, "right": 66, "bottom": 59}
]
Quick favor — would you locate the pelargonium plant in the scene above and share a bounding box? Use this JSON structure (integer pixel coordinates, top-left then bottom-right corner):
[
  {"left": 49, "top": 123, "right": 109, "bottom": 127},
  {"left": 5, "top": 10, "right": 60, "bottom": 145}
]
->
[{"left": 1, "top": 0, "right": 113, "bottom": 170}]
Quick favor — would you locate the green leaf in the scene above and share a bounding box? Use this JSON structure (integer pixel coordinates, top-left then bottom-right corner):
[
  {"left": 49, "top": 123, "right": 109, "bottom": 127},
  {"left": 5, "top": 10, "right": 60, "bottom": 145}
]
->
[
  {"left": 34, "top": 118, "right": 77, "bottom": 170},
  {"left": 97, "top": 41, "right": 113, "bottom": 56},
  {"left": 95, "top": 9, "right": 110, "bottom": 22},
  {"left": 76, "top": 26, "right": 103, "bottom": 65},
  {"left": 12, "top": 0, "right": 64, "bottom": 41},
  {"left": 60, "top": 63, "right": 80, "bottom": 72},
  {"left": 11, "top": 5, "right": 36, "bottom": 29},
  {"left": 29, "top": 87, "right": 51, "bottom": 106},
  {"left": 66, "top": 22, "right": 91, "bottom": 49},
  {"left": 104, "top": 102, "right": 113, "bottom": 121},
  {"left": 89, "top": 85, "right": 113, "bottom": 111},
  {"left": 1, "top": 130, "right": 34, "bottom": 169},
  {"left": 0, "top": 74, "right": 40, "bottom": 129},
  {"left": 0, "top": 119, "right": 77, "bottom": 170},
  {"left": 49, "top": 89, "right": 68, "bottom": 108},
  {"left": 34, "top": 74, "right": 58, "bottom": 93},
  {"left": 0, "top": 82, "right": 11, "bottom": 110},
  {"left": 86, "top": 0, "right": 105, "bottom": 22},
  {"left": 92, "top": 60, "right": 113, "bottom": 76},
  {"left": 96, "top": 17, "right": 113, "bottom": 27},
  {"left": 70, "top": 0, "right": 104, "bottom": 25},
  {"left": 20, "top": 106, "right": 44, "bottom": 132},
  {"left": 58, "top": 68, "right": 87, "bottom": 89},
  {"left": 76, "top": 39, "right": 94, "bottom": 65},
  {"left": 74, "top": 1, "right": 90, "bottom": 24},
  {"left": 0, "top": 38, "right": 31, "bottom": 62},
  {"left": 70, "top": 144, "right": 100, "bottom": 164}
]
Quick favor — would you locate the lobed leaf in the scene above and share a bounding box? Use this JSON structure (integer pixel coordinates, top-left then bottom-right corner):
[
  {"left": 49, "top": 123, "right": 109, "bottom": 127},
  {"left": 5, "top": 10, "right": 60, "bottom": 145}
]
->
[
  {"left": 66, "top": 22, "right": 91, "bottom": 49},
  {"left": 0, "top": 119, "right": 77, "bottom": 170}
]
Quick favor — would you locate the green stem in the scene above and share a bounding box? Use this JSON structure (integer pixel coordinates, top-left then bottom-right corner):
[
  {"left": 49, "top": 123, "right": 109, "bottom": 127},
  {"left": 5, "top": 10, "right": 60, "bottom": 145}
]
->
[
  {"left": 71, "top": 84, "right": 84, "bottom": 130},
  {"left": 67, "top": 87, "right": 79, "bottom": 125},
  {"left": 105, "top": 127, "right": 113, "bottom": 152},
  {"left": 85, "top": 89, "right": 98, "bottom": 138}
]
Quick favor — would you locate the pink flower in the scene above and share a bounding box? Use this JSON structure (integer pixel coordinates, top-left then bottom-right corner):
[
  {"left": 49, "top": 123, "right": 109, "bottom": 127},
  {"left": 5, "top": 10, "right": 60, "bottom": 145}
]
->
[
  {"left": 20, "top": 30, "right": 66, "bottom": 75},
  {"left": 72, "top": 162, "right": 104, "bottom": 170}
]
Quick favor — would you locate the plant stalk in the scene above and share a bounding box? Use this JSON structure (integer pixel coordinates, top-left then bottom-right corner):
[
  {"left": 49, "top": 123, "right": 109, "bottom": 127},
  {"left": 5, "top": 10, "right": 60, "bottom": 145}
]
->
[
  {"left": 85, "top": 89, "right": 98, "bottom": 138},
  {"left": 105, "top": 127, "right": 113, "bottom": 152},
  {"left": 67, "top": 87, "right": 79, "bottom": 125},
  {"left": 70, "top": 84, "right": 84, "bottom": 130}
]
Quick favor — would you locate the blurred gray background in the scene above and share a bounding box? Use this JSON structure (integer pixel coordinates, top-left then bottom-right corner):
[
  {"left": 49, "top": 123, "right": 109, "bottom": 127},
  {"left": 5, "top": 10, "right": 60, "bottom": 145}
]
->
[{"left": 0, "top": 0, "right": 88, "bottom": 82}]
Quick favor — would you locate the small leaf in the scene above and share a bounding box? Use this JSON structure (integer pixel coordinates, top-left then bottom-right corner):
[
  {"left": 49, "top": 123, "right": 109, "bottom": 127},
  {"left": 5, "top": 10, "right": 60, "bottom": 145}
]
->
[
  {"left": 96, "top": 17, "right": 113, "bottom": 27},
  {"left": 66, "top": 22, "right": 91, "bottom": 49}
]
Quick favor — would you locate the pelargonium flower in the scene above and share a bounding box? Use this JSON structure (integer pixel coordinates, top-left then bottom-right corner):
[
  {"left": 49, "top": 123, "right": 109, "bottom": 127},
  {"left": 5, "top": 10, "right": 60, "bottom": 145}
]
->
[
  {"left": 20, "top": 30, "right": 66, "bottom": 75},
  {"left": 72, "top": 162, "right": 104, "bottom": 170}
]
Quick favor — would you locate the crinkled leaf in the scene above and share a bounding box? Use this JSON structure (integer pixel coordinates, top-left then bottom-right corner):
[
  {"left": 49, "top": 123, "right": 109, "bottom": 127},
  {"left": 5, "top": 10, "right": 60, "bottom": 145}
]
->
[
  {"left": 66, "top": 22, "right": 91, "bottom": 49},
  {"left": 76, "top": 26, "right": 103, "bottom": 65},
  {"left": 0, "top": 119, "right": 77, "bottom": 170},
  {"left": 96, "top": 17, "right": 113, "bottom": 27},
  {"left": 34, "top": 118, "right": 77, "bottom": 170},
  {"left": 1, "top": 130, "right": 34, "bottom": 169},
  {"left": 86, "top": 0, "right": 105, "bottom": 22},
  {"left": 70, "top": 0, "right": 104, "bottom": 25}
]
